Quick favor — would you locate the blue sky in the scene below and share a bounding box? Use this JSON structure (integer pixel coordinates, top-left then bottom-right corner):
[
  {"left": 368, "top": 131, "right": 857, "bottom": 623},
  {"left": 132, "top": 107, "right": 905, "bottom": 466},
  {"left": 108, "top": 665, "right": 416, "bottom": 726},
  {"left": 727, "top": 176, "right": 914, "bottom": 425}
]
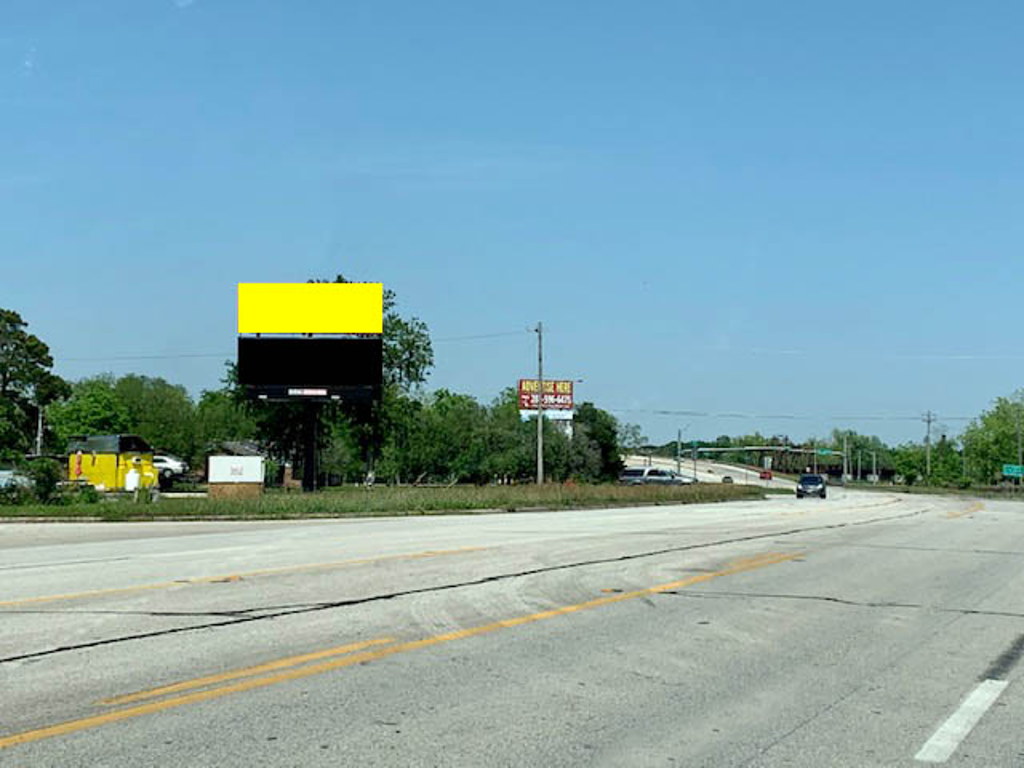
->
[{"left": 2, "top": 1, "right": 1021, "bottom": 445}]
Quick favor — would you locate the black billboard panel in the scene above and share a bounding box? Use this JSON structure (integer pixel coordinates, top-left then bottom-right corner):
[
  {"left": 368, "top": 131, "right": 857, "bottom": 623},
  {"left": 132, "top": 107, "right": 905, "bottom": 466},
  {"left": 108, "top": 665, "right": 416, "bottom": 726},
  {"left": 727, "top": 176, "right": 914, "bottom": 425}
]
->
[{"left": 237, "top": 337, "right": 382, "bottom": 399}]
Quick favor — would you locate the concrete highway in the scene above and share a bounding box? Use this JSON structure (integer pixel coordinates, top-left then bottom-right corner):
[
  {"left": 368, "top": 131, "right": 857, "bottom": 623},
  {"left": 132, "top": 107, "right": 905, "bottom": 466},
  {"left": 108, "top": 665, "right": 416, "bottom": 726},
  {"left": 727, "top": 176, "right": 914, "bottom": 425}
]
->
[
  {"left": 624, "top": 453, "right": 796, "bottom": 489},
  {"left": 2, "top": 490, "right": 1024, "bottom": 766}
]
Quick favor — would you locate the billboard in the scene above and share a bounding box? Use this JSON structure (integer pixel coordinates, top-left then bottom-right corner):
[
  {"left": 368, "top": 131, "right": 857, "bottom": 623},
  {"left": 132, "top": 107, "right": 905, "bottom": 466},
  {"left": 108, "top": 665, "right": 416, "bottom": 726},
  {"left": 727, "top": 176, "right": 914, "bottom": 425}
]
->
[
  {"left": 238, "top": 283, "right": 383, "bottom": 334},
  {"left": 237, "top": 337, "right": 382, "bottom": 401},
  {"left": 517, "top": 379, "right": 574, "bottom": 411}
]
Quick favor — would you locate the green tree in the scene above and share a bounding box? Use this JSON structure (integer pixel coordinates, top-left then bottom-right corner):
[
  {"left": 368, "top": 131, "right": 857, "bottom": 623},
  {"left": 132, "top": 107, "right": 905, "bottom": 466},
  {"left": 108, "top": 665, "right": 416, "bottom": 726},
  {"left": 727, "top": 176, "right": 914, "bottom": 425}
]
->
[
  {"left": 573, "top": 402, "right": 623, "bottom": 481},
  {"left": 480, "top": 388, "right": 534, "bottom": 482},
  {"left": 414, "top": 390, "right": 488, "bottom": 483},
  {"left": 114, "top": 375, "right": 197, "bottom": 460},
  {"left": 195, "top": 389, "right": 257, "bottom": 450},
  {"left": 47, "top": 376, "right": 131, "bottom": 449},
  {"left": 566, "top": 428, "right": 602, "bottom": 480},
  {"left": 961, "top": 392, "right": 1024, "bottom": 485},
  {"left": 0, "top": 309, "right": 69, "bottom": 459},
  {"left": 377, "top": 390, "right": 490, "bottom": 484},
  {"left": 318, "top": 417, "right": 364, "bottom": 482},
  {"left": 928, "top": 434, "right": 963, "bottom": 486},
  {"left": 891, "top": 443, "right": 926, "bottom": 485}
]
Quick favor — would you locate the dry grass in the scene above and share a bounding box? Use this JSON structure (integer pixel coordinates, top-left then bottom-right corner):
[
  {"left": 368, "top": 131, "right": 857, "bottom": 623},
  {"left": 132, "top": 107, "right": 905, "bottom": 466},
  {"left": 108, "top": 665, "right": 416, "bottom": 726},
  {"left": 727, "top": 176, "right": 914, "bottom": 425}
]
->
[{"left": 0, "top": 483, "right": 763, "bottom": 521}]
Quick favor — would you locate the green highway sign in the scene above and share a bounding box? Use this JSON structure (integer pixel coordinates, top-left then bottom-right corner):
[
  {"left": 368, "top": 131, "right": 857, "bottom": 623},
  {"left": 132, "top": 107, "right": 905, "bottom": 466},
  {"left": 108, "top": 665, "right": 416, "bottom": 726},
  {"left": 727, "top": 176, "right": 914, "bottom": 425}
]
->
[
  {"left": 816, "top": 449, "right": 833, "bottom": 456},
  {"left": 1002, "top": 464, "right": 1024, "bottom": 478}
]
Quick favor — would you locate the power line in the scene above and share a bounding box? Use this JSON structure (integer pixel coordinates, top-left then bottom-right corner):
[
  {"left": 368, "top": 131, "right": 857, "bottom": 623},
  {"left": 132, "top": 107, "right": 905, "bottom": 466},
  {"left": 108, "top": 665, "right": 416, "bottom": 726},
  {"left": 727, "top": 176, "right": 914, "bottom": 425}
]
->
[
  {"left": 699, "top": 346, "right": 1024, "bottom": 362},
  {"left": 433, "top": 330, "right": 529, "bottom": 343},
  {"left": 62, "top": 353, "right": 231, "bottom": 362},
  {"left": 608, "top": 407, "right": 973, "bottom": 423},
  {"left": 58, "top": 330, "right": 532, "bottom": 363}
]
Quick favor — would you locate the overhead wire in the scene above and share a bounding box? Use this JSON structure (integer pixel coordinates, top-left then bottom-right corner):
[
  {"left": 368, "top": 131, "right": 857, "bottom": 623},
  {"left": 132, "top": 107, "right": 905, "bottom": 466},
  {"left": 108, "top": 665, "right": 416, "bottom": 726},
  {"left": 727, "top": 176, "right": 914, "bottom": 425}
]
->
[
  {"left": 58, "top": 329, "right": 532, "bottom": 363},
  {"left": 607, "top": 408, "right": 974, "bottom": 423}
]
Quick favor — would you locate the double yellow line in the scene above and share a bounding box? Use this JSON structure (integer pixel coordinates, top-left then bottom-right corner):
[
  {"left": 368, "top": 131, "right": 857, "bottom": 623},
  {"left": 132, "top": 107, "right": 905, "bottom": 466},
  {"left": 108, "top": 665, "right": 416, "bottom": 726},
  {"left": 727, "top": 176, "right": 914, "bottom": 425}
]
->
[
  {"left": 0, "top": 549, "right": 803, "bottom": 751},
  {"left": 946, "top": 501, "right": 984, "bottom": 519}
]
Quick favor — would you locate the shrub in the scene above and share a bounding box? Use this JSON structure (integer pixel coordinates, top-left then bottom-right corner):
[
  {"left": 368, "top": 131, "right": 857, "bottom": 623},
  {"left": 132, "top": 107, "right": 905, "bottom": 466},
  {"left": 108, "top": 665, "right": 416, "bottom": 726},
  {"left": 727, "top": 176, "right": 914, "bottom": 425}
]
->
[
  {"left": 74, "top": 484, "right": 102, "bottom": 504},
  {"left": 27, "top": 458, "right": 64, "bottom": 504},
  {"left": 0, "top": 483, "right": 31, "bottom": 506}
]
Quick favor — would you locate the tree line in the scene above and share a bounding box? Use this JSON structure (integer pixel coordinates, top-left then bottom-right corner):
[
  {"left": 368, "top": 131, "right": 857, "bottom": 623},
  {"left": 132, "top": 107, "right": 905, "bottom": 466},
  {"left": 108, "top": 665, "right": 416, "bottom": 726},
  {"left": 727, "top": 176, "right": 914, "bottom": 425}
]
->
[
  {"left": 3, "top": 293, "right": 1022, "bottom": 487},
  {"left": 645, "top": 407, "right": 1024, "bottom": 488},
  {"left": 0, "top": 287, "right": 624, "bottom": 485}
]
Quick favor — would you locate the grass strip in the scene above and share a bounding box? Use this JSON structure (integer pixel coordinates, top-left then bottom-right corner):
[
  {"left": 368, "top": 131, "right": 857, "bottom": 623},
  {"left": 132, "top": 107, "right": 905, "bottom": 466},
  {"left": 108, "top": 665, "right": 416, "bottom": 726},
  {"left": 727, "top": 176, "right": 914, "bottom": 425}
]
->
[
  {"left": 0, "top": 483, "right": 764, "bottom": 521},
  {"left": 847, "top": 483, "right": 1024, "bottom": 500}
]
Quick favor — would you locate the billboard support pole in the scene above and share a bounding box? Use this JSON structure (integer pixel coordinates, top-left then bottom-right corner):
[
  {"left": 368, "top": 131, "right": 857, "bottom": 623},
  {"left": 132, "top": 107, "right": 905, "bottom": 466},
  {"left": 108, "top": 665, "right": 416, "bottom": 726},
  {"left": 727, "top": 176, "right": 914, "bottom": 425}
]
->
[
  {"left": 302, "top": 402, "right": 319, "bottom": 493},
  {"left": 535, "top": 321, "right": 544, "bottom": 485}
]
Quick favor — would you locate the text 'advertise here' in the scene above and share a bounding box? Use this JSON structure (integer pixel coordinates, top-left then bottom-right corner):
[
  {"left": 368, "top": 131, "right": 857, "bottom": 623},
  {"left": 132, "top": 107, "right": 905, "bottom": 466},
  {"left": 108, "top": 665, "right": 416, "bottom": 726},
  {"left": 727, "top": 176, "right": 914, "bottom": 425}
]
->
[
  {"left": 236, "top": 283, "right": 384, "bottom": 403},
  {"left": 517, "top": 379, "right": 574, "bottom": 411}
]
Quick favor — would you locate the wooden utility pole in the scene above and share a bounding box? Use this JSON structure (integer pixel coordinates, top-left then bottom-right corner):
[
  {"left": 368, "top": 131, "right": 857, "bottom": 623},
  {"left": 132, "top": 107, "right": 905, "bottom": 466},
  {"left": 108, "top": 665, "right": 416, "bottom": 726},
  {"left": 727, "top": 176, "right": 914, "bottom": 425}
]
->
[
  {"left": 924, "top": 411, "right": 936, "bottom": 480},
  {"left": 535, "top": 322, "right": 544, "bottom": 485}
]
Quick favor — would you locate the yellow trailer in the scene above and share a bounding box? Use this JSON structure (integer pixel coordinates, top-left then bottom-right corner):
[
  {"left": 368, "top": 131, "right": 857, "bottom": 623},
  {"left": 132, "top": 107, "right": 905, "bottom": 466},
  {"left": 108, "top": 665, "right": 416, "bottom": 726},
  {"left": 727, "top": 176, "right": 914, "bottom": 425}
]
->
[{"left": 67, "top": 435, "right": 158, "bottom": 491}]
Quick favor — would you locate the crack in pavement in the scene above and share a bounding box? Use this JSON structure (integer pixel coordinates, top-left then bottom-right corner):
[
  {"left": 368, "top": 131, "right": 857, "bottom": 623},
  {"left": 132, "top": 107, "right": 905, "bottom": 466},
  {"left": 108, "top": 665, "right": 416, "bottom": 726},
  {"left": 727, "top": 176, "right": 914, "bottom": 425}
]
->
[
  {"left": 0, "top": 609, "right": 259, "bottom": 618},
  {"left": 0, "top": 506, "right": 929, "bottom": 666},
  {"left": 661, "top": 589, "right": 1024, "bottom": 620}
]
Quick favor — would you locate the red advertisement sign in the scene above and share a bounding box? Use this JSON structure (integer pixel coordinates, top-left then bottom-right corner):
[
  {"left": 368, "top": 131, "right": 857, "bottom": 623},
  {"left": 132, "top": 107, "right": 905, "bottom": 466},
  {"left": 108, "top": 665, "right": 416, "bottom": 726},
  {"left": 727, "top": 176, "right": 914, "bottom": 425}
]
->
[{"left": 518, "top": 379, "right": 574, "bottom": 410}]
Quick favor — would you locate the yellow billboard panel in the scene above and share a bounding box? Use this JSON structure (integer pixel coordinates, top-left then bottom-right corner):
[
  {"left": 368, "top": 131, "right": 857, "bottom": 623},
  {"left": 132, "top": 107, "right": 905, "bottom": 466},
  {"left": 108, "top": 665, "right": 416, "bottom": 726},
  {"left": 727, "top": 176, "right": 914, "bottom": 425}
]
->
[{"left": 238, "top": 283, "right": 383, "bottom": 334}]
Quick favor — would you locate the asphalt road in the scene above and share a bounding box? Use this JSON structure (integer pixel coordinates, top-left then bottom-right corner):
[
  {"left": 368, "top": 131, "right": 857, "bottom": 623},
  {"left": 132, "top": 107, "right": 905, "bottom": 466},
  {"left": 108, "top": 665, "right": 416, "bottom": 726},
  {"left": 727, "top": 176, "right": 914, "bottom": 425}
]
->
[
  {"left": 3, "top": 490, "right": 1024, "bottom": 766},
  {"left": 624, "top": 454, "right": 797, "bottom": 489}
]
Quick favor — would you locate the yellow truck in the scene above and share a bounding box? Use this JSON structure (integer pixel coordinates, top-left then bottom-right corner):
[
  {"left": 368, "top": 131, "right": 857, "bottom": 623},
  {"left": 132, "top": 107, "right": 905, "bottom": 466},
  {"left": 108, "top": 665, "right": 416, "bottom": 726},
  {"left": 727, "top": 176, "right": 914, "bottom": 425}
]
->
[{"left": 67, "top": 434, "right": 158, "bottom": 491}]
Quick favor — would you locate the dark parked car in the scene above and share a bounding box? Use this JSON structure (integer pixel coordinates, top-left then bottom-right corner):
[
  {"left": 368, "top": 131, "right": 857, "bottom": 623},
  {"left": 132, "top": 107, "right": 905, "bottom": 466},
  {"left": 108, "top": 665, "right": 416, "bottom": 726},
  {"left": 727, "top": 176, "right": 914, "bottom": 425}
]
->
[
  {"left": 721, "top": 475, "right": 734, "bottom": 484},
  {"left": 796, "top": 473, "right": 827, "bottom": 499}
]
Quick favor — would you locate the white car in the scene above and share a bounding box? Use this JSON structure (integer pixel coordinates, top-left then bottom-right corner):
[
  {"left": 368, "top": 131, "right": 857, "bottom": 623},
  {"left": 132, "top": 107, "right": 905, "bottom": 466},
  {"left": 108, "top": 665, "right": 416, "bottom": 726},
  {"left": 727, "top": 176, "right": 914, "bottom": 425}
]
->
[{"left": 153, "top": 455, "right": 189, "bottom": 484}]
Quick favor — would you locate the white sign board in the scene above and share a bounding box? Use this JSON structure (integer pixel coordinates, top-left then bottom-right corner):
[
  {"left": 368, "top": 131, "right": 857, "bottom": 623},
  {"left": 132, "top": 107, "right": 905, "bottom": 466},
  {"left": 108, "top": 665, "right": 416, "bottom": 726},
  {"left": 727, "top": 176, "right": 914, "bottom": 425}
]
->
[
  {"left": 208, "top": 456, "right": 265, "bottom": 484},
  {"left": 519, "top": 409, "right": 574, "bottom": 422}
]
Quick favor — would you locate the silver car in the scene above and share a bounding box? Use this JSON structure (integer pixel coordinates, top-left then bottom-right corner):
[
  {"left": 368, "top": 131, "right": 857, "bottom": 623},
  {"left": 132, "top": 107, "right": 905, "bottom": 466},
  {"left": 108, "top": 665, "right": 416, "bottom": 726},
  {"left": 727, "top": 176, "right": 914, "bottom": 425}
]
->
[{"left": 619, "top": 467, "right": 694, "bottom": 485}]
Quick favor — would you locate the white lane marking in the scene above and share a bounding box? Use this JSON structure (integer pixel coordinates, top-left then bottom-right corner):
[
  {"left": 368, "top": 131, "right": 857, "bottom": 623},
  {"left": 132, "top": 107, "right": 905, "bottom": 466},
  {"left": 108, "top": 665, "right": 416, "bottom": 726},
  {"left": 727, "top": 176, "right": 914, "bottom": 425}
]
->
[
  {"left": 146, "top": 545, "right": 255, "bottom": 558},
  {"left": 915, "top": 679, "right": 1009, "bottom": 763}
]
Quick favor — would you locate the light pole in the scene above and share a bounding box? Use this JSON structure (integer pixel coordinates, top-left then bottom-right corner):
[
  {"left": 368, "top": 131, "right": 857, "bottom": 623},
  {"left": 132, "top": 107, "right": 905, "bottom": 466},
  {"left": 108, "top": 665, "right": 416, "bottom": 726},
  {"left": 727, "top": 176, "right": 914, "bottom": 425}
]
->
[
  {"left": 675, "top": 423, "right": 690, "bottom": 476},
  {"left": 1011, "top": 399, "right": 1019, "bottom": 489},
  {"left": 676, "top": 429, "right": 681, "bottom": 475}
]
